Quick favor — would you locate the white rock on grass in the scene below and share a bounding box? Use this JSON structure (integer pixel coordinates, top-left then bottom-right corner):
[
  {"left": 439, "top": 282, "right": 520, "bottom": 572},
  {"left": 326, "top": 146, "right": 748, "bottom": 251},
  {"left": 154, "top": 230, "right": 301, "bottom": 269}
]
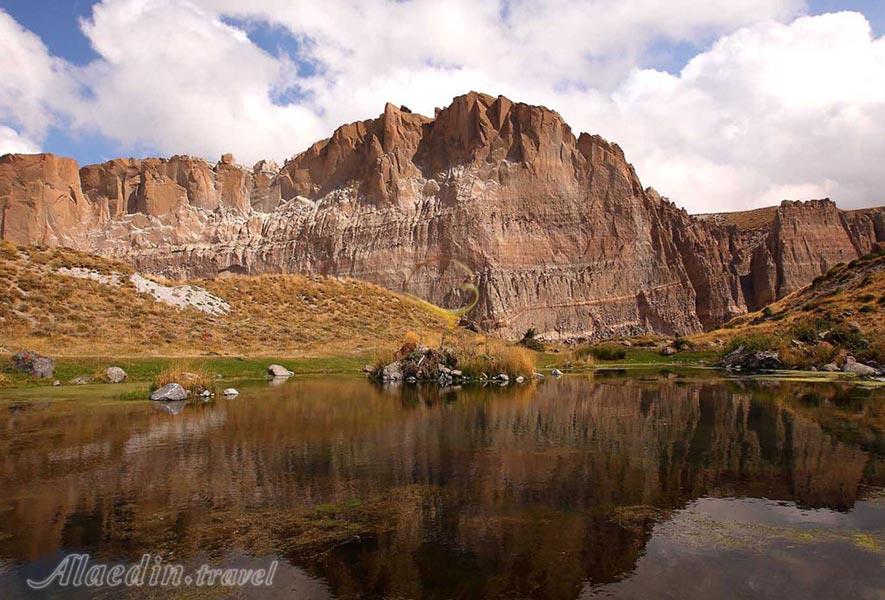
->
[
  {"left": 130, "top": 274, "right": 230, "bottom": 316},
  {"left": 56, "top": 267, "right": 122, "bottom": 286},
  {"left": 56, "top": 267, "right": 229, "bottom": 316},
  {"left": 267, "top": 364, "right": 294, "bottom": 378},
  {"left": 105, "top": 366, "right": 127, "bottom": 383},
  {"left": 150, "top": 383, "right": 188, "bottom": 401}
]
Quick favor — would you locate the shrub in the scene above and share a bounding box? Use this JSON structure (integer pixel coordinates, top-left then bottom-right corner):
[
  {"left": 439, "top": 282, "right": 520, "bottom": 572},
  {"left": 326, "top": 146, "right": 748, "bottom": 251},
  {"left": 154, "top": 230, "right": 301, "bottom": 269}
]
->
[
  {"left": 402, "top": 330, "right": 422, "bottom": 345},
  {"left": 777, "top": 343, "right": 834, "bottom": 370},
  {"left": 673, "top": 337, "right": 694, "bottom": 351},
  {"left": 791, "top": 320, "right": 823, "bottom": 344},
  {"left": 761, "top": 306, "right": 774, "bottom": 318},
  {"left": 445, "top": 336, "right": 536, "bottom": 377},
  {"left": 628, "top": 335, "right": 664, "bottom": 347},
  {"left": 518, "top": 328, "right": 545, "bottom": 351},
  {"left": 823, "top": 324, "right": 867, "bottom": 353},
  {"left": 777, "top": 346, "right": 804, "bottom": 369},
  {"left": 371, "top": 348, "right": 395, "bottom": 373},
  {"left": 0, "top": 240, "right": 18, "bottom": 260},
  {"left": 585, "top": 343, "right": 627, "bottom": 361},
  {"left": 857, "top": 335, "right": 885, "bottom": 365},
  {"left": 569, "top": 347, "right": 596, "bottom": 367},
  {"left": 825, "top": 263, "right": 846, "bottom": 276},
  {"left": 723, "top": 333, "right": 780, "bottom": 355},
  {"left": 486, "top": 344, "right": 535, "bottom": 376},
  {"left": 810, "top": 343, "right": 836, "bottom": 366}
]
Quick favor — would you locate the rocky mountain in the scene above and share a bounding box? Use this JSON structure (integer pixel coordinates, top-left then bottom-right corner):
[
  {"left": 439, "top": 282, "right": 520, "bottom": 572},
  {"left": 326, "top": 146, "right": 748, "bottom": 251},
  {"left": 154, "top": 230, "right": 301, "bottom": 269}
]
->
[{"left": 1, "top": 92, "right": 882, "bottom": 339}]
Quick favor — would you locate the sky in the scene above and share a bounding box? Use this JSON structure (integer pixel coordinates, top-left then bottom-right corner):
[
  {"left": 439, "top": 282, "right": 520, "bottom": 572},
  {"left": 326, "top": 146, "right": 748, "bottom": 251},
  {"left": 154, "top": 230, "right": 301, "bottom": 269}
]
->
[{"left": 0, "top": 0, "right": 883, "bottom": 213}]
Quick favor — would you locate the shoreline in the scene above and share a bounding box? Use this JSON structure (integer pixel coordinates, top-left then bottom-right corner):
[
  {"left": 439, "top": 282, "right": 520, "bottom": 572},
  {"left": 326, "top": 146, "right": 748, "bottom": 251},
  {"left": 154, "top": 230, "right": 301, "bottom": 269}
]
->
[{"left": 2, "top": 350, "right": 881, "bottom": 399}]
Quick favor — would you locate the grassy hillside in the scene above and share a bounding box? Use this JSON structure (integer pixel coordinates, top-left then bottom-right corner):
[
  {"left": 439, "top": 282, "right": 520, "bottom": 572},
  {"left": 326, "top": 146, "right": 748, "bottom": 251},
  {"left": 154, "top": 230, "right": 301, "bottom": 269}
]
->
[
  {"left": 694, "top": 248, "right": 884, "bottom": 367},
  {"left": 0, "top": 242, "right": 457, "bottom": 356},
  {"left": 700, "top": 206, "right": 778, "bottom": 230}
]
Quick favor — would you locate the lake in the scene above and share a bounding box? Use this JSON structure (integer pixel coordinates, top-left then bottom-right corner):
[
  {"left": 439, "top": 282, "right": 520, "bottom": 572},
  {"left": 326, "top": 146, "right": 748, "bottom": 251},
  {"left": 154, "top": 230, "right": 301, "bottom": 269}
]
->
[{"left": 0, "top": 373, "right": 883, "bottom": 599}]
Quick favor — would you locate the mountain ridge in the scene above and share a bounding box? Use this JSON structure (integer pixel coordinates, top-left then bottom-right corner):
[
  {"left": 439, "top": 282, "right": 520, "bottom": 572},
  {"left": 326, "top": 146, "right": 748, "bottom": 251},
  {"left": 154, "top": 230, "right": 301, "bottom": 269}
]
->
[{"left": 1, "top": 91, "right": 883, "bottom": 339}]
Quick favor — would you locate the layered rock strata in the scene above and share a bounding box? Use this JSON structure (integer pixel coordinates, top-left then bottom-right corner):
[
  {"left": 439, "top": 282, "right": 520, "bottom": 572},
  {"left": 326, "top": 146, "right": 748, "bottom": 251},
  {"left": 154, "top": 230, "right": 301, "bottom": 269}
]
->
[{"left": 1, "top": 92, "right": 882, "bottom": 338}]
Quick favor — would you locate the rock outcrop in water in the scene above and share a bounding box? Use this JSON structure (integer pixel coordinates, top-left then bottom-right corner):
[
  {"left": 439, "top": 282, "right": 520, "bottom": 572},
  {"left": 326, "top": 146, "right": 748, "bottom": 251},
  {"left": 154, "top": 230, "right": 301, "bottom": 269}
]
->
[{"left": 1, "top": 92, "right": 882, "bottom": 338}]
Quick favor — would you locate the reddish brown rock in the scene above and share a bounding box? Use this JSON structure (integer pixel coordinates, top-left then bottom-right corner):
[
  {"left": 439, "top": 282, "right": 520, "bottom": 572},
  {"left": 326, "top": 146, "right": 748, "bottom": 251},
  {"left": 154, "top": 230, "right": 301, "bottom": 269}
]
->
[
  {"left": 250, "top": 160, "right": 282, "bottom": 212},
  {"left": 78, "top": 155, "right": 255, "bottom": 218},
  {"left": 0, "top": 153, "right": 95, "bottom": 246},
  {"left": 1, "top": 92, "right": 882, "bottom": 339}
]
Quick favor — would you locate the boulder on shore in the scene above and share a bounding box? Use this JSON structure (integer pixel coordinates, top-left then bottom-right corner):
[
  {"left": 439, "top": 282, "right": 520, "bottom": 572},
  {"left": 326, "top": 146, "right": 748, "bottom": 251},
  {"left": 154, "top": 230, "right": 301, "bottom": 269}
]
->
[
  {"left": 842, "top": 361, "right": 877, "bottom": 376},
  {"left": 10, "top": 351, "right": 54, "bottom": 378},
  {"left": 382, "top": 361, "right": 403, "bottom": 382},
  {"left": 267, "top": 364, "right": 294, "bottom": 378},
  {"left": 659, "top": 346, "right": 677, "bottom": 356},
  {"left": 718, "top": 346, "right": 783, "bottom": 371},
  {"left": 150, "top": 383, "right": 188, "bottom": 401},
  {"left": 105, "top": 366, "right": 127, "bottom": 383},
  {"left": 375, "top": 342, "right": 457, "bottom": 383}
]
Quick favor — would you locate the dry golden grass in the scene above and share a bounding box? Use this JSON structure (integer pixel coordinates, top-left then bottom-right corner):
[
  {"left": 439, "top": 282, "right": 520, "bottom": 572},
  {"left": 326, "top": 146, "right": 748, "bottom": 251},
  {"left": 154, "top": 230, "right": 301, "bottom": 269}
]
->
[
  {"left": 567, "top": 349, "right": 596, "bottom": 367},
  {"left": 0, "top": 243, "right": 457, "bottom": 356},
  {"left": 0, "top": 372, "right": 10, "bottom": 386},
  {"left": 152, "top": 362, "right": 214, "bottom": 393},
  {"left": 370, "top": 332, "right": 538, "bottom": 378},
  {"left": 443, "top": 334, "right": 536, "bottom": 377},
  {"left": 402, "top": 330, "right": 422, "bottom": 345},
  {"left": 714, "top": 206, "right": 778, "bottom": 231}
]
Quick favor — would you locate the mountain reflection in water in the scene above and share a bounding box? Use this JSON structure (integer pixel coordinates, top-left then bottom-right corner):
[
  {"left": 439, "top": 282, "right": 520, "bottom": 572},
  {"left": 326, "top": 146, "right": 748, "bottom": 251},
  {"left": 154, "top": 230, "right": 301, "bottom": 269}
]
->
[{"left": 0, "top": 374, "right": 883, "bottom": 599}]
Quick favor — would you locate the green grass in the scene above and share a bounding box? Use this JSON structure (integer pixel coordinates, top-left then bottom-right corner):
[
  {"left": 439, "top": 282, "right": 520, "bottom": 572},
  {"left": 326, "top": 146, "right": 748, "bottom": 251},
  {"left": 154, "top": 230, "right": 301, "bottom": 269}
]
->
[
  {"left": 0, "top": 354, "right": 370, "bottom": 390},
  {"left": 1, "top": 346, "right": 720, "bottom": 395},
  {"left": 538, "top": 348, "right": 716, "bottom": 371}
]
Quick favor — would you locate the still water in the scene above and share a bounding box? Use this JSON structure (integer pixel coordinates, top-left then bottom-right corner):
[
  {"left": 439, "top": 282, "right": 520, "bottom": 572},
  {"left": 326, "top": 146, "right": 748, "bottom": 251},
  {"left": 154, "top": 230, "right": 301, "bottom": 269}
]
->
[{"left": 0, "top": 373, "right": 883, "bottom": 599}]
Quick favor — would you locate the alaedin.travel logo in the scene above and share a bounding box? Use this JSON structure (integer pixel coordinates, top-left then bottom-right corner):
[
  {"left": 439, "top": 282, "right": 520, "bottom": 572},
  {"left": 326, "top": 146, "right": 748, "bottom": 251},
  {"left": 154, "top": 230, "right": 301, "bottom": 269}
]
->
[{"left": 27, "top": 553, "right": 278, "bottom": 589}]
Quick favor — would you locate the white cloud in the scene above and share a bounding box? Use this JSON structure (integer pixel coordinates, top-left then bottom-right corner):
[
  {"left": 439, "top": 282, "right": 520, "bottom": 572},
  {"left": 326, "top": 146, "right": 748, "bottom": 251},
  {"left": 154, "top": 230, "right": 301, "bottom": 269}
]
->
[
  {"left": 0, "top": 1, "right": 883, "bottom": 212},
  {"left": 0, "top": 125, "right": 41, "bottom": 155},
  {"left": 0, "top": 9, "right": 69, "bottom": 153},
  {"left": 63, "top": 0, "right": 324, "bottom": 165},
  {"left": 556, "top": 11, "right": 885, "bottom": 211}
]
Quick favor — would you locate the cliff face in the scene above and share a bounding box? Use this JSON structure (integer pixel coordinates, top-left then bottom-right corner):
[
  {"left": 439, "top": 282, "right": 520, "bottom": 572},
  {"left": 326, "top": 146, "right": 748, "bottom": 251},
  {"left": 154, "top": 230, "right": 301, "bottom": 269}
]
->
[
  {"left": 1, "top": 92, "right": 882, "bottom": 339},
  {"left": 0, "top": 153, "right": 97, "bottom": 247}
]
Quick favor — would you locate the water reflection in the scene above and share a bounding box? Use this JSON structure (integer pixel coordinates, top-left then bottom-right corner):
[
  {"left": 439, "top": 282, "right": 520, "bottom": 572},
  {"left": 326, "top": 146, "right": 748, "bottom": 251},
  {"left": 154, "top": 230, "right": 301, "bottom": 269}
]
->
[{"left": 0, "top": 374, "right": 883, "bottom": 599}]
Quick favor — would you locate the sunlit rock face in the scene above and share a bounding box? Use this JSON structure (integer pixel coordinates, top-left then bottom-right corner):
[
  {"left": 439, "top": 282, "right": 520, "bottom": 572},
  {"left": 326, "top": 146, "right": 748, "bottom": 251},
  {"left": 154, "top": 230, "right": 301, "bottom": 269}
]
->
[{"left": 1, "top": 92, "right": 882, "bottom": 338}]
